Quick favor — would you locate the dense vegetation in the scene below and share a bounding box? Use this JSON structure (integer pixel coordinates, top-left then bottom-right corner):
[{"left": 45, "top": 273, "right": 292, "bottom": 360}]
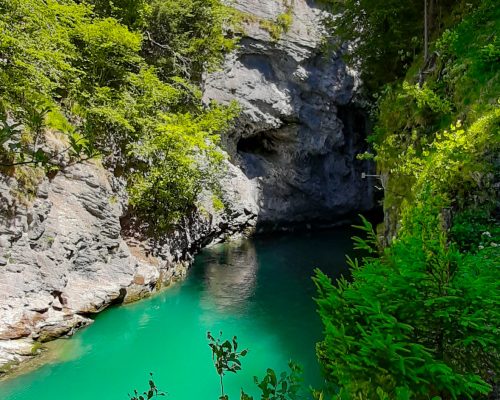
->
[
  {"left": 1, "top": 0, "right": 498, "bottom": 399},
  {"left": 315, "top": 0, "right": 499, "bottom": 398},
  {"left": 0, "top": 0, "right": 238, "bottom": 230}
]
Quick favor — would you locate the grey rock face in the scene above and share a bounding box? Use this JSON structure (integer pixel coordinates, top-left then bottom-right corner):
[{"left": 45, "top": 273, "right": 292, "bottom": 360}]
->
[
  {"left": 0, "top": 159, "right": 258, "bottom": 371},
  {"left": 204, "top": 0, "right": 374, "bottom": 227}
]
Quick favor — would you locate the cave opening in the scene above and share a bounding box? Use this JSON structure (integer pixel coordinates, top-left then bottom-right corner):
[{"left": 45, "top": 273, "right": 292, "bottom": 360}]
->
[
  {"left": 237, "top": 131, "right": 278, "bottom": 156},
  {"left": 336, "top": 104, "right": 369, "bottom": 147}
]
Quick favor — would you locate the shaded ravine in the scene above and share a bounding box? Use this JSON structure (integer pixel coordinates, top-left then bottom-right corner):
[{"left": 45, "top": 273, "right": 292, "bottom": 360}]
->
[{"left": 0, "top": 229, "right": 354, "bottom": 400}]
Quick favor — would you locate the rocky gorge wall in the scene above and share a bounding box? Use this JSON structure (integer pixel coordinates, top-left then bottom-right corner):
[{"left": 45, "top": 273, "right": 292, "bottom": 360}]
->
[
  {"left": 0, "top": 0, "right": 374, "bottom": 374},
  {"left": 204, "top": 0, "right": 375, "bottom": 228},
  {"left": 0, "top": 159, "right": 258, "bottom": 372}
]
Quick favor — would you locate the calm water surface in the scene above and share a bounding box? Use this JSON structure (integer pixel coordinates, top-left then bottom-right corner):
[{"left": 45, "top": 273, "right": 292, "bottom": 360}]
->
[{"left": 0, "top": 229, "right": 354, "bottom": 400}]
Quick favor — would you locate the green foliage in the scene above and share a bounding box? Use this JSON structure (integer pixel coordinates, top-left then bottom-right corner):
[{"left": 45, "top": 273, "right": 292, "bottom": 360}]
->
[
  {"left": 315, "top": 3, "right": 500, "bottom": 397},
  {"left": 206, "top": 331, "right": 304, "bottom": 400},
  {"left": 129, "top": 337, "right": 304, "bottom": 400},
  {"left": 450, "top": 208, "right": 500, "bottom": 252},
  {"left": 260, "top": 12, "right": 293, "bottom": 41},
  {"left": 319, "top": 0, "right": 422, "bottom": 89},
  {"left": 143, "top": 0, "right": 237, "bottom": 81},
  {"left": 207, "top": 331, "right": 249, "bottom": 399},
  {"left": 0, "top": 0, "right": 86, "bottom": 105},
  {"left": 0, "top": 117, "right": 22, "bottom": 147},
  {"left": 377, "top": 110, "right": 499, "bottom": 217},
  {"left": 320, "top": 0, "right": 484, "bottom": 90},
  {"left": 128, "top": 373, "right": 165, "bottom": 400},
  {"left": 72, "top": 17, "right": 142, "bottom": 89},
  {"left": 252, "top": 362, "right": 302, "bottom": 400},
  {"left": 258, "top": 20, "right": 283, "bottom": 41},
  {"left": 212, "top": 195, "right": 225, "bottom": 212},
  {"left": 401, "top": 82, "right": 452, "bottom": 115},
  {"left": 434, "top": 0, "right": 500, "bottom": 114},
  {"left": 351, "top": 214, "right": 382, "bottom": 255},
  {"left": 0, "top": 0, "right": 103, "bottom": 168},
  {"left": 0, "top": 104, "right": 98, "bottom": 171},
  {"left": 314, "top": 195, "right": 499, "bottom": 399},
  {"left": 0, "top": 0, "right": 239, "bottom": 228},
  {"left": 258, "top": 1, "right": 294, "bottom": 41},
  {"left": 84, "top": 0, "right": 150, "bottom": 29},
  {"left": 128, "top": 103, "right": 238, "bottom": 231},
  {"left": 371, "top": 81, "right": 453, "bottom": 157},
  {"left": 370, "top": 0, "right": 499, "bottom": 238},
  {"left": 276, "top": 12, "right": 293, "bottom": 33},
  {"left": 413, "top": 114, "right": 498, "bottom": 206}
]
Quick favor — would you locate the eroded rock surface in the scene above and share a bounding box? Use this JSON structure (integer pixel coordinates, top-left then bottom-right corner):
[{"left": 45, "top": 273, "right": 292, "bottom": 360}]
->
[
  {"left": 204, "top": 0, "right": 374, "bottom": 227},
  {"left": 0, "top": 159, "right": 258, "bottom": 371}
]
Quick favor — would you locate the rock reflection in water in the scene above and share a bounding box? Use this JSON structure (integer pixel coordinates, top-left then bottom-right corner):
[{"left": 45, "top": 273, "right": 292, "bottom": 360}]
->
[{"left": 200, "top": 240, "right": 258, "bottom": 313}]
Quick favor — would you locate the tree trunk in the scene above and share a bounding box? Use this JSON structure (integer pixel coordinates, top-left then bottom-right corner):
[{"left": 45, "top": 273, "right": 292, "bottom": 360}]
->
[
  {"left": 424, "top": 0, "right": 429, "bottom": 62},
  {"left": 429, "top": 0, "right": 434, "bottom": 34}
]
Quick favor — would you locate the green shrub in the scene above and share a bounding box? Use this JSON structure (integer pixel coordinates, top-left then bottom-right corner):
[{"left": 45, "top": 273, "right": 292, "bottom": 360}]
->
[
  {"left": 127, "top": 102, "right": 239, "bottom": 231},
  {"left": 276, "top": 12, "right": 293, "bottom": 33},
  {"left": 314, "top": 194, "right": 499, "bottom": 399},
  {"left": 259, "top": 10, "right": 293, "bottom": 41},
  {"left": 72, "top": 18, "right": 142, "bottom": 90},
  {"left": 143, "top": 0, "right": 237, "bottom": 81},
  {"left": 84, "top": 0, "right": 150, "bottom": 29},
  {"left": 314, "top": 3, "right": 500, "bottom": 398},
  {"left": 450, "top": 209, "right": 500, "bottom": 252}
]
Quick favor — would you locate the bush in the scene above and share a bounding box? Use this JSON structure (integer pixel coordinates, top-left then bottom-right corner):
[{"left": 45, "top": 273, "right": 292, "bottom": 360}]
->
[
  {"left": 143, "top": 0, "right": 236, "bottom": 81},
  {"left": 314, "top": 194, "right": 499, "bottom": 399},
  {"left": 127, "top": 102, "right": 239, "bottom": 231},
  {"left": 314, "top": 4, "right": 500, "bottom": 397},
  {"left": 450, "top": 209, "right": 500, "bottom": 252},
  {"left": 72, "top": 18, "right": 142, "bottom": 90},
  {"left": 84, "top": 0, "right": 149, "bottom": 29}
]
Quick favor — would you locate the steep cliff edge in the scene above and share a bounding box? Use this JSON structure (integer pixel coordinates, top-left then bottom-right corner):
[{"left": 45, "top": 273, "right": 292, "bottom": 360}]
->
[
  {"left": 0, "top": 159, "right": 258, "bottom": 372},
  {"left": 0, "top": 0, "right": 374, "bottom": 373},
  {"left": 204, "top": 0, "right": 375, "bottom": 227}
]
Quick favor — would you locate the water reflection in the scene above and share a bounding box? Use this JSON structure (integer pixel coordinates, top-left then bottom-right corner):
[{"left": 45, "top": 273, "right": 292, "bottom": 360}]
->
[{"left": 199, "top": 240, "right": 258, "bottom": 314}]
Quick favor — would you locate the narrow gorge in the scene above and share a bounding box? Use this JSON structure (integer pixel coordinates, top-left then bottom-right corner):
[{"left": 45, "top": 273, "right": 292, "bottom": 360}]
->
[
  {"left": 2, "top": 0, "right": 496, "bottom": 397},
  {"left": 0, "top": 0, "right": 374, "bottom": 372}
]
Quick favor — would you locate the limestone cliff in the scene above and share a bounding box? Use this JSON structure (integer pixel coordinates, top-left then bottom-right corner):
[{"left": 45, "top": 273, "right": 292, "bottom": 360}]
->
[
  {"left": 204, "top": 0, "right": 375, "bottom": 228},
  {"left": 0, "top": 160, "right": 258, "bottom": 371}
]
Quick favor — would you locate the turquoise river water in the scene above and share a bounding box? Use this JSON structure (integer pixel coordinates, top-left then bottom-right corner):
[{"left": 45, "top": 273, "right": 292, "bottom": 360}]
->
[{"left": 0, "top": 229, "right": 354, "bottom": 400}]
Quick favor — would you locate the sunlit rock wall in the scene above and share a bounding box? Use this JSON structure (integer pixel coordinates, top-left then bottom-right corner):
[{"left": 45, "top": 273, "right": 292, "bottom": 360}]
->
[
  {"left": 204, "top": 0, "right": 375, "bottom": 228},
  {"left": 0, "top": 158, "right": 258, "bottom": 371}
]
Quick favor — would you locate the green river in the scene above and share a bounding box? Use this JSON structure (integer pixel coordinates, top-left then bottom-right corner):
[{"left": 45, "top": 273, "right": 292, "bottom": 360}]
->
[{"left": 0, "top": 229, "right": 354, "bottom": 400}]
